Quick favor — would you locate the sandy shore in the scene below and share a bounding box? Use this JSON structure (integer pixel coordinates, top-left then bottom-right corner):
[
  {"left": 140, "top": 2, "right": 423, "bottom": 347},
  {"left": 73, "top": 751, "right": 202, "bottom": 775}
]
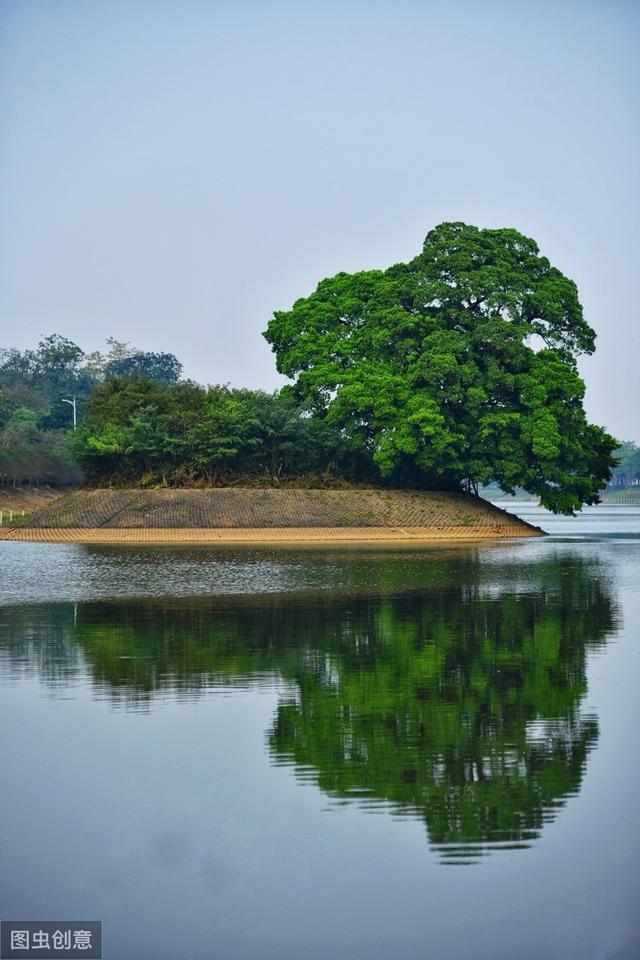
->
[{"left": 0, "top": 524, "right": 541, "bottom": 544}]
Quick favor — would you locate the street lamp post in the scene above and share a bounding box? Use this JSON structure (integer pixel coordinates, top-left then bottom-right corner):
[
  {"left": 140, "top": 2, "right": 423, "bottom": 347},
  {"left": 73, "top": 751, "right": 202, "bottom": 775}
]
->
[{"left": 61, "top": 396, "right": 77, "bottom": 430}]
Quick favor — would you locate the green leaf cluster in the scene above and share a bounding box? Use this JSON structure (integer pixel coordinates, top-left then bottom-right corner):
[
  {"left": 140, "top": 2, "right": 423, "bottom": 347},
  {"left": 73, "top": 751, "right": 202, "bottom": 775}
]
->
[
  {"left": 0, "top": 334, "right": 183, "bottom": 487},
  {"left": 74, "top": 377, "right": 324, "bottom": 485}
]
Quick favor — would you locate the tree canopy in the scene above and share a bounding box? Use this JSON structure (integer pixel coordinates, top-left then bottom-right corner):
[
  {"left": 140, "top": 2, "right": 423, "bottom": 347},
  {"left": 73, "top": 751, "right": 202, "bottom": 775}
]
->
[
  {"left": 264, "top": 222, "right": 617, "bottom": 513},
  {"left": 75, "top": 378, "right": 325, "bottom": 486},
  {"left": 103, "top": 350, "right": 183, "bottom": 384}
]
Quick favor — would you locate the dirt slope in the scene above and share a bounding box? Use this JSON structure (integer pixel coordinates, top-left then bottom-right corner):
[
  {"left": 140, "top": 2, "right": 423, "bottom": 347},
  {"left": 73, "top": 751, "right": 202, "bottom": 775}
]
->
[{"left": 0, "top": 487, "right": 542, "bottom": 542}]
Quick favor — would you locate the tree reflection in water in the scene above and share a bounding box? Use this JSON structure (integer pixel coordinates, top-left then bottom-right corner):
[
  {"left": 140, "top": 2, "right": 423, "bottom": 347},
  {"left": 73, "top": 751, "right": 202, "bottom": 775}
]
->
[{"left": 0, "top": 551, "right": 618, "bottom": 861}]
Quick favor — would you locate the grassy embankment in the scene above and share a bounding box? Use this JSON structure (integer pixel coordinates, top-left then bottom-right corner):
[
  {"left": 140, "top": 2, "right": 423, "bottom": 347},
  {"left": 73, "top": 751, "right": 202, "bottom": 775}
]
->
[{"left": 0, "top": 487, "right": 543, "bottom": 543}]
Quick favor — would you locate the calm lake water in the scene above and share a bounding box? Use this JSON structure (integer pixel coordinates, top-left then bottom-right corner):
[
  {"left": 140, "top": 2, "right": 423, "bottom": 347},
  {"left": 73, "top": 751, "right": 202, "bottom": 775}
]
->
[{"left": 1, "top": 505, "right": 639, "bottom": 960}]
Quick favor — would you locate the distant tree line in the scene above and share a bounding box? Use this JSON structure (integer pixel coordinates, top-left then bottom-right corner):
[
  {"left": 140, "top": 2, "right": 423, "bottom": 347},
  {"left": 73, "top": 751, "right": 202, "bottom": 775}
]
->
[
  {"left": 0, "top": 334, "right": 182, "bottom": 487},
  {"left": 608, "top": 441, "right": 640, "bottom": 488}
]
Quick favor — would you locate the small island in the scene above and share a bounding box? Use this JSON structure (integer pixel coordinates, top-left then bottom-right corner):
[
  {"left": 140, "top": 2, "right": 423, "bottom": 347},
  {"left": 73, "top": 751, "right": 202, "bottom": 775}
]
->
[{"left": 0, "top": 222, "right": 621, "bottom": 543}]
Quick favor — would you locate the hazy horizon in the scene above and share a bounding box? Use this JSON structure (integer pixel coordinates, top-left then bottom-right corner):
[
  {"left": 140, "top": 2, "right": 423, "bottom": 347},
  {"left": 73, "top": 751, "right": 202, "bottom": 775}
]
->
[{"left": 1, "top": 0, "right": 638, "bottom": 441}]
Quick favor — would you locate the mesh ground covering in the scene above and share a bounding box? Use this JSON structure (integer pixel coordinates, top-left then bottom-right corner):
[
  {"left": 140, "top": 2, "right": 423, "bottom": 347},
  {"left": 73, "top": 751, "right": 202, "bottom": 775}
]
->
[{"left": 0, "top": 488, "right": 542, "bottom": 542}]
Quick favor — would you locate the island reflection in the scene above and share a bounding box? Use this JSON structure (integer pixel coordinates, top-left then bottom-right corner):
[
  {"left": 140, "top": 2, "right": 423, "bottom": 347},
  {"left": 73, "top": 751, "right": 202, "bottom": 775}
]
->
[{"left": 0, "top": 550, "right": 617, "bottom": 862}]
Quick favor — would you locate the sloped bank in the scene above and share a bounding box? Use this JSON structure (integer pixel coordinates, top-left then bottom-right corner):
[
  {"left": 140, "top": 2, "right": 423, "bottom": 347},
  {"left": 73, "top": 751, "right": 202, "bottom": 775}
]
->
[{"left": 0, "top": 488, "right": 544, "bottom": 543}]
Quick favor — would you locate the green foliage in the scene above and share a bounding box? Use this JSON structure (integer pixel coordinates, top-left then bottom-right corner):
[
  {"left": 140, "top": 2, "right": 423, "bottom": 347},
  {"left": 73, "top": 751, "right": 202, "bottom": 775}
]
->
[
  {"left": 610, "top": 441, "right": 640, "bottom": 488},
  {"left": 0, "top": 334, "right": 183, "bottom": 486},
  {"left": 0, "top": 409, "right": 80, "bottom": 487},
  {"left": 104, "top": 351, "right": 183, "bottom": 384},
  {"left": 264, "top": 221, "right": 618, "bottom": 512},
  {"left": 74, "top": 377, "right": 325, "bottom": 485},
  {"left": 0, "top": 336, "right": 88, "bottom": 485}
]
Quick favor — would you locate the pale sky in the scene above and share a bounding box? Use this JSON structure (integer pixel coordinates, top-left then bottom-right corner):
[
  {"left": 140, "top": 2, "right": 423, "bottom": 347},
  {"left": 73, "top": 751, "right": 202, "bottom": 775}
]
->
[{"left": 0, "top": 0, "right": 638, "bottom": 441}]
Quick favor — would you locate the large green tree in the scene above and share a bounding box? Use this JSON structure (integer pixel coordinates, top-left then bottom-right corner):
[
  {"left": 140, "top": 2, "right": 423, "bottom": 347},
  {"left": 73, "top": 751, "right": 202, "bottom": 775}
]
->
[{"left": 264, "top": 222, "right": 617, "bottom": 513}]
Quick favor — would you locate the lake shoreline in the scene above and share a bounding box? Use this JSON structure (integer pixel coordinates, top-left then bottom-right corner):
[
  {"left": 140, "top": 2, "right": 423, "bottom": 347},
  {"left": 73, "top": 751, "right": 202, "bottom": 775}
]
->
[
  {"left": 1, "top": 487, "right": 544, "bottom": 541},
  {"left": 0, "top": 524, "right": 542, "bottom": 544}
]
